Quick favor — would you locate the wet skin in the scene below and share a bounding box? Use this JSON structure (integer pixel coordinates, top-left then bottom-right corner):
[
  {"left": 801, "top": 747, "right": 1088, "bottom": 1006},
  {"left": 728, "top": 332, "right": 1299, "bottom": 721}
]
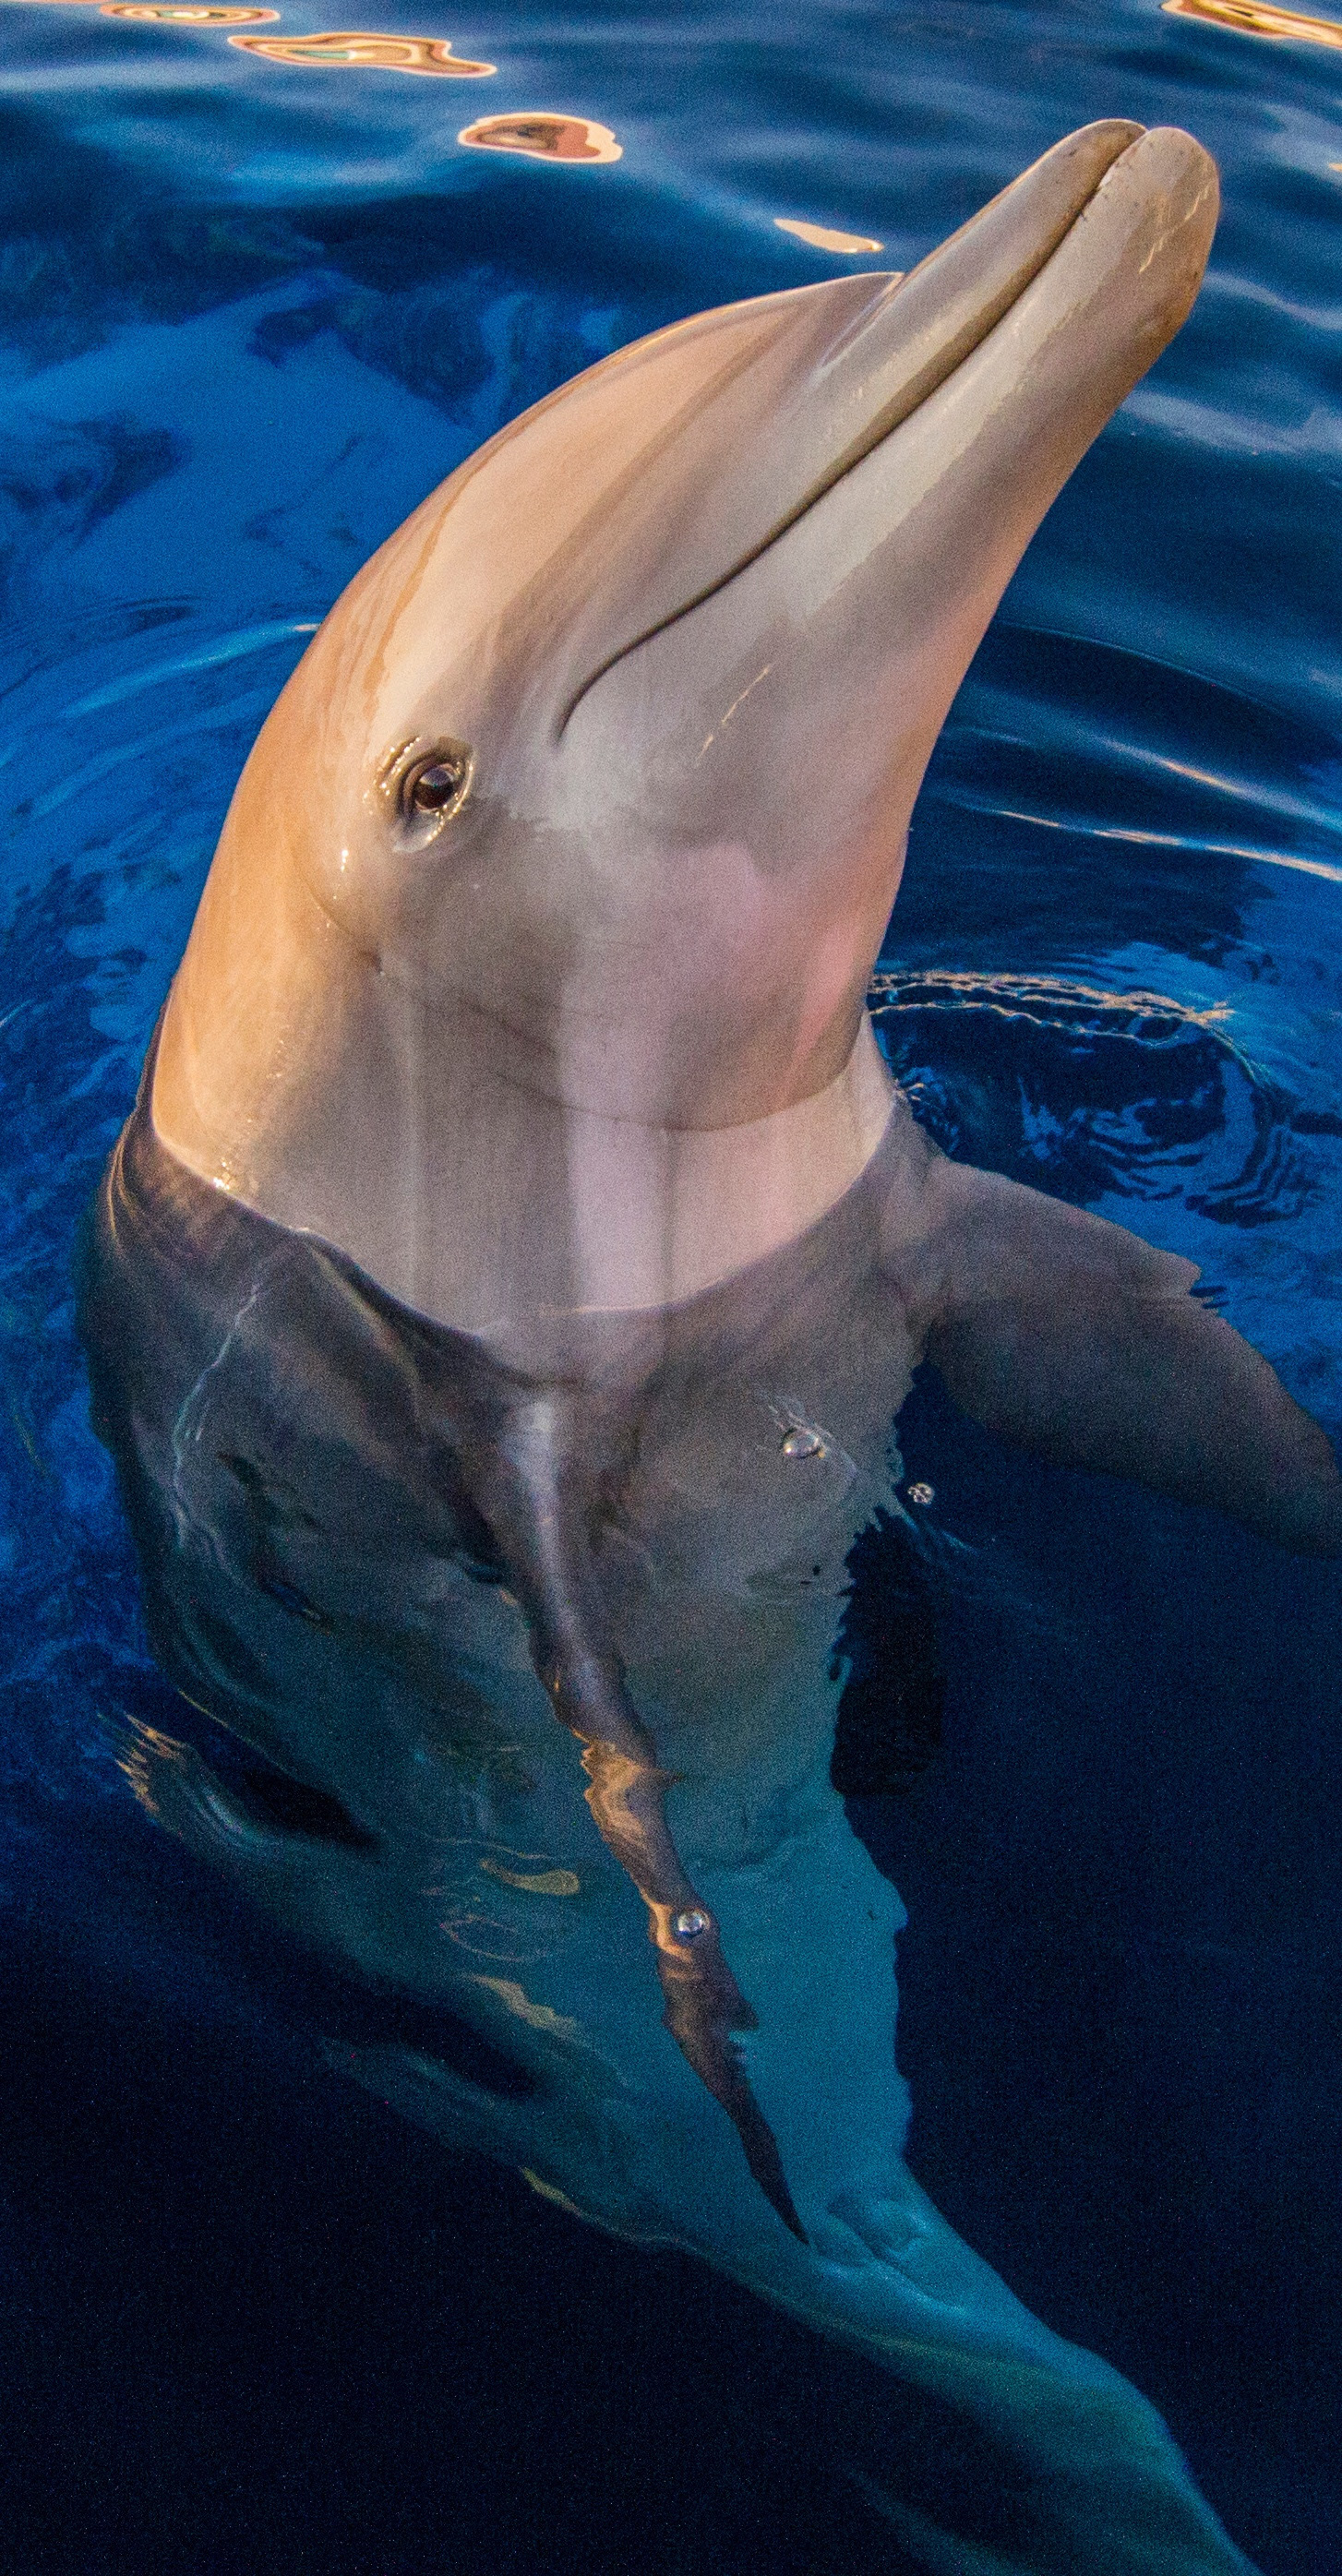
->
[{"left": 79, "top": 120, "right": 1338, "bottom": 2575}]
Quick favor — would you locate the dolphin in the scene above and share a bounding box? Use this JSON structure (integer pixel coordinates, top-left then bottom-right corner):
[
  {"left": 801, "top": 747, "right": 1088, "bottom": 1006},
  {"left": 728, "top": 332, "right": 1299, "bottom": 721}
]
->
[{"left": 80, "top": 120, "right": 1340, "bottom": 2574}]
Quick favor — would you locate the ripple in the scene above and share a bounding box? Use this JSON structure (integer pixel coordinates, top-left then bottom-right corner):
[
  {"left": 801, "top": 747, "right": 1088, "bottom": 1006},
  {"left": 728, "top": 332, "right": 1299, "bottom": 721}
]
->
[
  {"left": 103, "top": 4, "right": 278, "bottom": 21},
  {"left": 928, "top": 627, "right": 1342, "bottom": 891},
  {"left": 230, "top": 31, "right": 497, "bottom": 76},
  {"left": 1162, "top": 0, "right": 1342, "bottom": 45},
  {"left": 457, "top": 114, "right": 622, "bottom": 166},
  {"left": 869, "top": 968, "right": 1332, "bottom": 1225}
]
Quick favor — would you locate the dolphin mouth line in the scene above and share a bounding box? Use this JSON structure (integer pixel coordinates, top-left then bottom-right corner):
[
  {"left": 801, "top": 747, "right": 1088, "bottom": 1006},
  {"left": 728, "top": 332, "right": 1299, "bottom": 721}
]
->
[{"left": 555, "top": 128, "right": 1147, "bottom": 740}]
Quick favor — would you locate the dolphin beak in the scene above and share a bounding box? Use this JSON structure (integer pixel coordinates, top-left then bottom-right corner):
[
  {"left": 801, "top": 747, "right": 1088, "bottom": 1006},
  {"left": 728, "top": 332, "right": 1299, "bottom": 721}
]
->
[{"left": 559, "top": 121, "right": 1218, "bottom": 736}]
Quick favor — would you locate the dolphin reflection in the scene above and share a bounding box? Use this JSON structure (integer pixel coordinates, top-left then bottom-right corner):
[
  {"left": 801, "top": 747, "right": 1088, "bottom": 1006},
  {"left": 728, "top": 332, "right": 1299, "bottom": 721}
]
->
[{"left": 80, "top": 121, "right": 1335, "bottom": 2574}]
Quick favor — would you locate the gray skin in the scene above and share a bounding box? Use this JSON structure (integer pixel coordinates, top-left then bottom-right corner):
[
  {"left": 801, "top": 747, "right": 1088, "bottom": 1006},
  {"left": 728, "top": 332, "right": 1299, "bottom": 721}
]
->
[{"left": 79, "top": 120, "right": 1339, "bottom": 2576}]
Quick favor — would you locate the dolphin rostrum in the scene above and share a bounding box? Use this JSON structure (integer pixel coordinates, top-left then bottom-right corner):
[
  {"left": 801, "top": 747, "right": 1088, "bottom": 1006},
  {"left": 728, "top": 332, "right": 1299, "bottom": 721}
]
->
[{"left": 82, "top": 121, "right": 1337, "bottom": 2573}]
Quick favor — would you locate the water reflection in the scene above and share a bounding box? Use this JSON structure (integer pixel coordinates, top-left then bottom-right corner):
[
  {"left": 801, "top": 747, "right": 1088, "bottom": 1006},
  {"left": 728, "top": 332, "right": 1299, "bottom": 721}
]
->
[
  {"left": 774, "top": 218, "right": 886, "bottom": 252},
  {"left": 458, "top": 112, "right": 622, "bottom": 162},
  {"left": 231, "top": 30, "right": 497, "bottom": 73},
  {"left": 1162, "top": 0, "right": 1342, "bottom": 45},
  {"left": 868, "top": 969, "right": 1312, "bottom": 1219},
  {"left": 103, "top": 3, "right": 278, "bottom": 19}
]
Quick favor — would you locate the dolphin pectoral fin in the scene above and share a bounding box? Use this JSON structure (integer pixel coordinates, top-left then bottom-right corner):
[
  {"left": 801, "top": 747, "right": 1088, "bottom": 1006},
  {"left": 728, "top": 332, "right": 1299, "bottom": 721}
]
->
[
  {"left": 571, "top": 1724, "right": 809, "bottom": 2239},
  {"left": 572, "top": 1736, "right": 809, "bottom": 2242},
  {"left": 581, "top": 1738, "right": 807, "bottom": 2240},
  {"left": 906, "top": 1163, "right": 1342, "bottom": 1553},
  {"left": 458, "top": 1385, "right": 807, "bottom": 2235},
  {"left": 658, "top": 1975, "right": 808, "bottom": 2245},
  {"left": 590, "top": 1762, "right": 803, "bottom": 2246}
]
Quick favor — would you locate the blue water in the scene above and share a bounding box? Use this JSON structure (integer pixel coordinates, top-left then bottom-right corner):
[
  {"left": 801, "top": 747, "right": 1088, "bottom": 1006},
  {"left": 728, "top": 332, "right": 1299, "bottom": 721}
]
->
[{"left": 1, "top": 2, "right": 1340, "bottom": 2568}]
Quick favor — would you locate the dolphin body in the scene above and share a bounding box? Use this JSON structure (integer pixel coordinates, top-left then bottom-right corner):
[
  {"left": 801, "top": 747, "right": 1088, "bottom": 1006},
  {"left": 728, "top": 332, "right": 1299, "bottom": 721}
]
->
[{"left": 81, "top": 122, "right": 1340, "bottom": 2573}]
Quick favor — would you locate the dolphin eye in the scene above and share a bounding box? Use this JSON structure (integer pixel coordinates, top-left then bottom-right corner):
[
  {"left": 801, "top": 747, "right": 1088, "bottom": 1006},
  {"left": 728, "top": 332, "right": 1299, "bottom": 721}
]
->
[
  {"left": 382, "top": 737, "right": 474, "bottom": 834},
  {"left": 406, "top": 751, "right": 469, "bottom": 815}
]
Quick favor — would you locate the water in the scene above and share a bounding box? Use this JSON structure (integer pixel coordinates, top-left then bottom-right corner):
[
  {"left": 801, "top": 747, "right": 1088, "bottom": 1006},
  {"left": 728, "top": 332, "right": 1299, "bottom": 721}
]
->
[{"left": 1, "top": 3, "right": 1339, "bottom": 2569}]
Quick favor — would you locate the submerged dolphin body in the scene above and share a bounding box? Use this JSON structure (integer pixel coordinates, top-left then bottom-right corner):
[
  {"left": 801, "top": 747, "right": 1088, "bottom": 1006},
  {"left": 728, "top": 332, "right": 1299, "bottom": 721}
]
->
[{"left": 82, "top": 122, "right": 1339, "bottom": 2573}]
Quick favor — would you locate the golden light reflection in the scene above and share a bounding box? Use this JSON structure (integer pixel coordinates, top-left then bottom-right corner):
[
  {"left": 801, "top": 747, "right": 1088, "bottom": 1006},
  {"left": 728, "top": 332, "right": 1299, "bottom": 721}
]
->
[
  {"left": 868, "top": 965, "right": 1236, "bottom": 1027},
  {"left": 470, "top": 1975, "right": 582, "bottom": 2040},
  {"left": 521, "top": 2167, "right": 583, "bottom": 2213},
  {"left": 1163, "top": 0, "right": 1342, "bottom": 44},
  {"left": 116, "top": 1717, "right": 186, "bottom": 1822},
  {"left": 479, "top": 1854, "right": 581, "bottom": 1895},
  {"left": 103, "top": 3, "right": 278, "bottom": 18},
  {"left": 458, "top": 111, "right": 622, "bottom": 163},
  {"left": 231, "top": 29, "right": 497, "bottom": 72},
  {"left": 774, "top": 217, "right": 884, "bottom": 253}
]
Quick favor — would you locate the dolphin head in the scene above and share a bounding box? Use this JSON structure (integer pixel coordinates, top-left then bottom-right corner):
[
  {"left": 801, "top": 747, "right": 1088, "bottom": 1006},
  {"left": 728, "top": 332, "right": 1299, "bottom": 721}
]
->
[{"left": 153, "top": 122, "right": 1217, "bottom": 1327}]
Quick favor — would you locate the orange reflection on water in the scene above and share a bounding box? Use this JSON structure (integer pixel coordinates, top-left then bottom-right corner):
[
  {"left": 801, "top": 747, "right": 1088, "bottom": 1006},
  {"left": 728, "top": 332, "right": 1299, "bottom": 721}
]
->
[
  {"left": 774, "top": 217, "right": 884, "bottom": 253},
  {"left": 231, "top": 29, "right": 496, "bottom": 72},
  {"left": 104, "top": 3, "right": 278, "bottom": 18},
  {"left": 1163, "top": 0, "right": 1342, "bottom": 43},
  {"left": 478, "top": 1855, "right": 581, "bottom": 1897},
  {"left": 458, "top": 112, "right": 621, "bottom": 163}
]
